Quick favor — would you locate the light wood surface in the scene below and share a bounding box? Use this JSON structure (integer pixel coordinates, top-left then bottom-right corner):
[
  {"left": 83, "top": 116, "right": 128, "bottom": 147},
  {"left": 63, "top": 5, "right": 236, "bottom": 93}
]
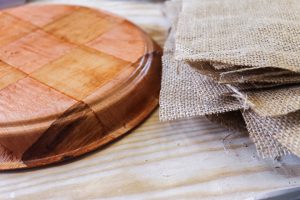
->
[
  {"left": 0, "top": 0, "right": 299, "bottom": 199},
  {"left": 0, "top": 4, "right": 161, "bottom": 170}
]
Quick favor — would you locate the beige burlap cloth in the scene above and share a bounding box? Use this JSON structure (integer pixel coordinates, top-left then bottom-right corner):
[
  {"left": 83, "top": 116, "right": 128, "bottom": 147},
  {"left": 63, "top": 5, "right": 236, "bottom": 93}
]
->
[
  {"left": 243, "top": 110, "right": 299, "bottom": 158},
  {"left": 205, "top": 111, "right": 247, "bottom": 134},
  {"left": 175, "top": 0, "right": 300, "bottom": 73},
  {"left": 160, "top": 0, "right": 300, "bottom": 158},
  {"left": 160, "top": 26, "right": 243, "bottom": 121}
]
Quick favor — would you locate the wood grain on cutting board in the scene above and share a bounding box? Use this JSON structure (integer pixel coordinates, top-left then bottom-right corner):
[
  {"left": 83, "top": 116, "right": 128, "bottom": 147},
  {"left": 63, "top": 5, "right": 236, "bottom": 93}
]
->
[{"left": 0, "top": 4, "right": 161, "bottom": 169}]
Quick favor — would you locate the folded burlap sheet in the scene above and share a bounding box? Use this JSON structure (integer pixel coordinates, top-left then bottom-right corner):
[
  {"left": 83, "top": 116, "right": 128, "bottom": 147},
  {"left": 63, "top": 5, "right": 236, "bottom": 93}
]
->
[
  {"left": 189, "top": 62, "right": 300, "bottom": 84},
  {"left": 231, "top": 83, "right": 292, "bottom": 90},
  {"left": 160, "top": 0, "right": 243, "bottom": 121},
  {"left": 175, "top": 0, "right": 300, "bottom": 73},
  {"left": 160, "top": 30, "right": 243, "bottom": 121},
  {"left": 243, "top": 110, "right": 300, "bottom": 157},
  {"left": 243, "top": 86, "right": 300, "bottom": 117},
  {"left": 205, "top": 110, "right": 247, "bottom": 134},
  {"left": 160, "top": 0, "right": 300, "bottom": 158}
]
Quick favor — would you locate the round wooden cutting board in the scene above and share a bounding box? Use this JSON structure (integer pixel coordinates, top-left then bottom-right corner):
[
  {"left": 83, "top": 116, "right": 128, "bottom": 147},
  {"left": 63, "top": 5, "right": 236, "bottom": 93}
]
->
[{"left": 0, "top": 4, "right": 162, "bottom": 170}]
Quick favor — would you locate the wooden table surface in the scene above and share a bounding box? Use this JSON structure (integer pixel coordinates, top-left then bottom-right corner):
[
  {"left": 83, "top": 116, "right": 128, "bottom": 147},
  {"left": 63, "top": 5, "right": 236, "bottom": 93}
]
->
[{"left": 1, "top": 0, "right": 300, "bottom": 199}]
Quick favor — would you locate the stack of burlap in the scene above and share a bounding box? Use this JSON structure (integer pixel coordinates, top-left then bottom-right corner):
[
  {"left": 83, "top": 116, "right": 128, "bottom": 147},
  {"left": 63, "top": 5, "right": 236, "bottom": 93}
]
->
[{"left": 160, "top": 0, "right": 300, "bottom": 159}]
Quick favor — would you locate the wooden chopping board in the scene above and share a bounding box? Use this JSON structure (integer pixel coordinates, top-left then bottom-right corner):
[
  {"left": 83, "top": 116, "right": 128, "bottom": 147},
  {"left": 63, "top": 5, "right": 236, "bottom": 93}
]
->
[{"left": 0, "top": 4, "right": 162, "bottom": 170}]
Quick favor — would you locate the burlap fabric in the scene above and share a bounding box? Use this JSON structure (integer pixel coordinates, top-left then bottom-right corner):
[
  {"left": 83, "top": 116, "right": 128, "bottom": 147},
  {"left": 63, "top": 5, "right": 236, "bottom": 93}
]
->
[
  {"left": 189, "top": 62, "right": 300, "bottom": 85},
  {"left": 160, "top": 0, "right": 243, "bottom": 121},
  {"left": 218, "top": 68, "right": 300, "bottom": 84},
  {"left": 160, "top": 30, "right": 243, "bottom": 121},
  {"left": 243, "top": 110, "right": 300, "bottom": 158},
  {"left": 160, "top": 0, "right": 300, "bottom": 158},
  {"left": 231, "top": 83, "right": 291, "bottom": 90},
  {"left": 243, "top": 86, "right": 300, "bottom": 117},
  {"left": 206, "top": 110, "right": 247, "bottom": 134},
  {"left": 175, "top": 0, "right": 300, "bottom": 73},
  {"left": 223, "top": 84, "right": 300, "bottom": 117},
  {"left": 175, "top": 0, "right": 300, "bottom": 117}
]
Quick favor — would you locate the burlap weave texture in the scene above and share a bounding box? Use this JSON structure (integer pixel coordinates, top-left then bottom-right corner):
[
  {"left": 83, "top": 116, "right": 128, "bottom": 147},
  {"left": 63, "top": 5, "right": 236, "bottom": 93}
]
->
[
  {"left": 160, "top": 0, "right": 300, "bottom": 159},
  {"left": 175, "top": 0, "right": 300, "bottom": 73},
  {"left": 160, "top": 30, "right": 243, "bottom": 121}
]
